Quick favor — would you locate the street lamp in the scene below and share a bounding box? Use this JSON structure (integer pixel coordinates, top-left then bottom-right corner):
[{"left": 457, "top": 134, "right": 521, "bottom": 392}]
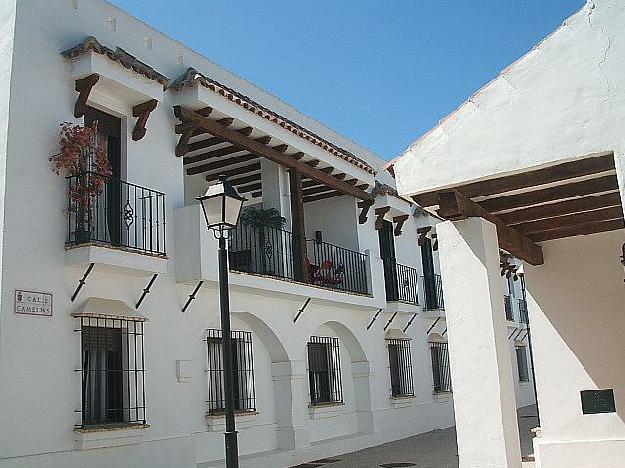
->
[{"left": 197, "top": 175, "right": 245, "bottom": 468}]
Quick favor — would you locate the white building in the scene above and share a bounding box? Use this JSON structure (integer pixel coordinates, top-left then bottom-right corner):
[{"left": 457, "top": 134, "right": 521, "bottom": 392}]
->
[
  {"left": 395, "top": 1, "right": 625, "bottom": 467},
  {"left": 0, "top": 1, "right": 533, "bottom": 467}
]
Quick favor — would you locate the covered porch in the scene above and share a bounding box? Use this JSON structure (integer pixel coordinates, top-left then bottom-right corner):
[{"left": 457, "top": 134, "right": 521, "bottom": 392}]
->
[{"left": 394, "top": 2, "right": 625, "bottom": 467}]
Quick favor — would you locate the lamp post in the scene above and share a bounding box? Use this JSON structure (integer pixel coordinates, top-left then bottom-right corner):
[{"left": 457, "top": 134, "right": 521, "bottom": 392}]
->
[{"left": 197, "top": 175, "right": 246, "bottom": 468}]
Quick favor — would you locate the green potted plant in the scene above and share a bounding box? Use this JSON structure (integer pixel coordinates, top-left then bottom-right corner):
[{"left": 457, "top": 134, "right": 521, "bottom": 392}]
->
[{"left": 50, "top": 122, "right": 111, "bottom": 243}]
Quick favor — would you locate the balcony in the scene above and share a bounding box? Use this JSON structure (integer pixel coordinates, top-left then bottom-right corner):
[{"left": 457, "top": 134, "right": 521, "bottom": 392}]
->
[
  {"left": 518, "top": 299, "right": 529, "bottom": 324},
  {"left": 65, "top": 172, "right": 167, "bottom": 275},
  {"left": 420, "top": 274, "right": 445, "bottom": 311},
  {"left": 228, "top": 220, "right": 368, "bottom": 295},
  {"left": 504, "top": 295, "right": 514, "bottom": 321},
  {"left": 383, "top": 260, "right": 420, "bottom": 305}
]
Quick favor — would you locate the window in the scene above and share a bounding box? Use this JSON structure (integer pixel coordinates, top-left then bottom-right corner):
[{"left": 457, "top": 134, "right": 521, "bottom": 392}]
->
[
  {"left": 516, "top": 346, "right": 530, "bottom": 382},
  {"left": 307, "top": 336, "right": 343, "bottom": 405},
  {"left": 387, "top": 338, "right": 414, "bottom": 397},
  {"left": 78, "top": 316, "right": 146, "bottom": 427},
  {"left": 206, "top": 329, "right": 256, "bottom": 414},
  {"left": 430, "top": 342, "right": 452, "bottom": 393}
]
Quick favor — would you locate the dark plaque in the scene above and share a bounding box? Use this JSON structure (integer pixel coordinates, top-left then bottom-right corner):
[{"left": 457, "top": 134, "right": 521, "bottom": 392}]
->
[{"left": 581, "top": 389, "right": 616, "bottom": 414}]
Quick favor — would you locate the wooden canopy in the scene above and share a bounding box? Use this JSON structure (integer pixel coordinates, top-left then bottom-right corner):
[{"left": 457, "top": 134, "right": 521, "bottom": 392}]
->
[
  {"left": 413, "top": 152, "right": 623, "bottom": 265},
  {"left": 174, "top": 106, "right": 373, "bottom": 202}
]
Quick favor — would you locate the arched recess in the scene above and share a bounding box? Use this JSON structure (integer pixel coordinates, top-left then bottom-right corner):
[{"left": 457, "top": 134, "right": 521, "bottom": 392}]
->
[{"left": 308, "top": 320, "right": 373, "bottom": 435}]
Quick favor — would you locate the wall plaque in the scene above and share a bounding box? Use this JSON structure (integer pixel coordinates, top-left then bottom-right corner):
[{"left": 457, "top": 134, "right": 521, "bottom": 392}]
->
[
  {"left": 14, "top": 290, "right": 53, "bottom": 317},
  {"left": 581, "top": 389, "right": 616, "bottom": 414}
]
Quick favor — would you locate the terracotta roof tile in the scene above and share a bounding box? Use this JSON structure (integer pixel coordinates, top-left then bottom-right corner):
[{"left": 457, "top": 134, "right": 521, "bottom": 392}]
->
[
  {"left": 61, "top": 36, "right": 169, "bottom": 88},
  {"left": 169, "top": 68, "right": 375, "bottom": 174}
]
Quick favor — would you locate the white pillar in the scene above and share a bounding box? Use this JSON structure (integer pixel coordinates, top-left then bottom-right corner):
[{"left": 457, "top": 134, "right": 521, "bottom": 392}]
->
[
  {"left": 437, "top": 217, "right": 522, "bottom": 468},
  {"left": 260, "top": 159, "right": 292, "bottom": 229},
  {"left": 272, "top": 359, "right": 310, "bottom": 450}
]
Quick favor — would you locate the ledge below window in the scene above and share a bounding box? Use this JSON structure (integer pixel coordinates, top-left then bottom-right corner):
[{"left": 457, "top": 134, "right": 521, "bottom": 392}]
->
[
  {"left": 308, "top": 401, "right": 345, "bottom": 419},
  {"left": 74, "top": 423, "right": 150, "bottom": 450},
  {"left": 433, "top": 391, "right": 453, "bottom": 403},
  {"left": 390, "top": 394, "right": 416, "bottom": 409},
  {"left": 205, "top": 411, "right": 259, "bottom": 432},
  {"left": 66, "top": 244, "right": 168, "bottom": 277}
]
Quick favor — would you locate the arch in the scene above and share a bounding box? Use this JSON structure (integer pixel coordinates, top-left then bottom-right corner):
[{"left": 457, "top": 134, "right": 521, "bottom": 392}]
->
[
  {"left": 428, "top": 332, "right": 447, "bottom": 343},
  {"left": 385, "top": 328, "right": 411, "bottom": 341},
  {"left": 231, "top": 311, "right": 289, "bottom": 363},
  {"left": 317, "top": 320, "right": 367, "bottom": 363}
]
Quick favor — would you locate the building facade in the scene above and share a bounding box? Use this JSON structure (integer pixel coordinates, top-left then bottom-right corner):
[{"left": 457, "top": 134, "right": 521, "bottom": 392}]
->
[{"left": 0, "top": 1, "right": 533, "bottom": 467}]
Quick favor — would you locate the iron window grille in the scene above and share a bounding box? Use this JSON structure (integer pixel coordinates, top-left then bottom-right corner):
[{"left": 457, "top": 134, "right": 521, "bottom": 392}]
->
[
  {"left": 387, "top": 338, "right": 414, "bottom": 397},
  {"left": 206, "top": 329, "right": 256, "bottom": 414},
  {"left": 307, "top": 336, "right": 343, "bottom": 405},
  {"left": 504, "top": 295, "right": 514, "bottom": 321},
  {"left": 516, "top": 346, "right": 530, "bottom": 382},
  {"left": 76, "top": 316, "right": 146, "bottom": 428},
  {"left": 430, "top": 342, "right": 452, "bottom": 393}
]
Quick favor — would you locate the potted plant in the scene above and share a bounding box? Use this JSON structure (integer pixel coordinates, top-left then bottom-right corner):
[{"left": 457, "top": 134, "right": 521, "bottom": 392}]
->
[
  {"left": 239, "top": 206, "right": 286, "bottom": 274},
  {"left": 50, "top": 122, "right": 111, "bottom": 243}
]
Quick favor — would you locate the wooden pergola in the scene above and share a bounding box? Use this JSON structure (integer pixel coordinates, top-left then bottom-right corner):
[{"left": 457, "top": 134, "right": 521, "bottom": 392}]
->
[
  {"left": 412, "top": 152, "right": 623, "bottom": 266},
  {"left": 174, "top": 105, "right": 375, "bottom": 280}
]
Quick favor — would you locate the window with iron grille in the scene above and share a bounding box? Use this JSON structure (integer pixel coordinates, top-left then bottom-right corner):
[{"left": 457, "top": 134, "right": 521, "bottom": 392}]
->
[
  {"left": 387, "top": 338, "right": 414, "bottom": 397},
  {"left": 77, "top": 316, "right": 146, "bottom": 428},
  {"left": 430, "top": 342, "right": 452, "bottom": 393},
  {"left": 206, "top": 329, "right": 256, "bottom": 414},
  {"left": 516, "top": 346, "right": 530, "bottom": 382},
  {"left": 307, "top": 336, "right": 343, "bottom": 405}
]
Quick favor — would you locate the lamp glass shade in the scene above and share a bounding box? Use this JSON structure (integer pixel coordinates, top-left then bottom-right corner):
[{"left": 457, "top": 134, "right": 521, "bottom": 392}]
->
[{"left": 197, "top": 177, "right": 246, "bottom": 231}]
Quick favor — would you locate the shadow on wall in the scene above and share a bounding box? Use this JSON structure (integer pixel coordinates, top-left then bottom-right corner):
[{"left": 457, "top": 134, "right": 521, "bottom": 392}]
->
[{"left": 524, "top": 229, "right": 625, "bottom": 438}]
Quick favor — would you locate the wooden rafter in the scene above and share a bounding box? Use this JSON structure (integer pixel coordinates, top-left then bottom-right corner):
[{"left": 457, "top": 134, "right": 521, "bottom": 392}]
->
[
  {"left": 413, "top": 152, "right": 615, "bottom": 207},
  {"left": 480, "top": 175, "right": 619, "bottom": 213},
  {"left": 205, "top": 162, "right": 261, "bottom": 181},
  {"left": 514, "top": 206, "right": 624, "bottom": 235},
  {"left": 531, "top": 219, "right": 625, "bottom": 242},
  {"left": 393, "top": 215, "right": 409, "bottom": 236},
  {"left": 186, "top": 154, "right": 257, "bottom": 175},
  {"left": 374, "top": 206, "right": 391, "bottom": 230},
  {"left": 132, "top": 99, "right": 158, "bottom": 141},
  {"left": 175, "top": 107, "right": 213, "bottom": 156},
  {"left": 227, "top": 173, "right": 262, "bottom": 187},
  {"left": 303, "top": 190, "right": 345, "bottom": 203},
  {"left": 499, "top": 192, "right": 623, "bottom": 225},
  {"left": 437, "top": 189, "right": 544, "bottom": 265},
  {"left": 186, "top": 127, "right": 253, "bottom": 155},
  {"left": 237, "top": 182, "right": 262, "bottom": 194},
  {"left": 174, "top": 106, "right": 373, "bottom": 201},
  {"left": 184, "top": 135, "right": 271, "bottom": 165},
  {"left": 74, "top": 74, "right": 99, "bottom": 118}
]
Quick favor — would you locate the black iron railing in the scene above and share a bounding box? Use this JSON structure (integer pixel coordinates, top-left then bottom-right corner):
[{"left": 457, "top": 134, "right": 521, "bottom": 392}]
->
[
  {"left": 228, "top": 220, "right": 368, "bottom": 294},
  {"left": 420, "top": 274, "right": 444, "bottom": 310},
  {"left": 518, "top": 299, "right": 529, "bottom": 324},
  {"left": 307, "top": 239, "right": 368, "bottom": 294},
  {"left": 430, "top": 342, "right": 452, "bottom": 393},
  {"left": 383, "top": 260, "right": 419, "bottom": 305},
  {"left": 307, "top": 336, "right": 343, "bottom": 405},
  {"left": 504, "top": 295, "right": 514, "bottom": 321},
  {"left": 66, "top": 172, "right": 166, "bottom": 256}
]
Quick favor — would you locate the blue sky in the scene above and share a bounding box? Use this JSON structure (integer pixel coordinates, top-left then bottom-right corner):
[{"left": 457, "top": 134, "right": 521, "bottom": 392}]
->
[{"left": 110, "top": 0, "right": 585, "bottom": 160}]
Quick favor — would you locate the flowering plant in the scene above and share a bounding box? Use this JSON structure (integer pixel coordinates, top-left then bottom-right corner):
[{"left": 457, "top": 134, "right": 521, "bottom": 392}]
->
[{"left": 50, "top": 122, "right": 112, "bottom": 235}]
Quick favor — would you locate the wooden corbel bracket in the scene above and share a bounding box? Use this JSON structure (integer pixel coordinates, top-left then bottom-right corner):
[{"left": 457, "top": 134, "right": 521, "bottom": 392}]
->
[
  {"left": 174, "top": 106, "right": 214, "bottom": 156},
  {"left": 417, "top": 226, "right": 432, "bottom": 246},
  {"left": 374, "top": 206, "right": 391, "bottom": 230},
  {"left": 74, "top": 74, "right": 100, "bottom": 118},
  {"left": 357, "top": 199, "right": 375, "bottom": 224},
  {"left": 132, "top": 99, "right": 158, "bottom": 141},
  {"left": 393, "top": 215, "right": 409, "bottom": 236}
]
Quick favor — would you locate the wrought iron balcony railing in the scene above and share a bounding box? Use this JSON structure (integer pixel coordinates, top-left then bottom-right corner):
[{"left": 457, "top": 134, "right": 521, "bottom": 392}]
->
[
  {"left": 504, "top": 295, "right": 514, "bottom": 321},
  {"left": 420, "top": 274, "right": 445, "bottom": 310},
  {"left": 518, "top": 298, "right": 529, "bottom": 324},
  {"left": 66, "top": 172, "right": 167, "bottom": 257},
  {"left": 383, "top": 260, "right": 419, "bottom": 305},
  {"left": 228, "top": 220, "right": 368, "bottom": 294}
]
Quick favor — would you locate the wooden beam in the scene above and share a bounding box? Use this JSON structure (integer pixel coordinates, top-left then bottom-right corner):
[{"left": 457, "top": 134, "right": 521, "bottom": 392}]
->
[
  {"left": 302, "top": 179, "right": 325, "bottom": 189},
  {"left": 479, "top": 175, "right": 619, "bottom": 213},
  {"left": 132, "top": 99, "right": 158, "bottom": 141},
  {"left": 289, "top": 169, "right": 307, "bottom": 282},
  {"left": 514, "top": 206, "right": 624, "bottom": 235},
  {"left": 333, "top": 173, "right": 347, "bottom": 180},
  {"left": 304, "top": 159, "right": 320, "bottom": 167},
  {"left": 290, "top": 152, "right": 305, "bottom": 160},
  {"left": 186, "top": 154, "right": 257, "bottom": 175},
  {"left": 303, "top": 190, "right": 344, "bottom": 203},
  {"left": 174, "top": 107, "right": 214, "bottom": 134},
  {"left": 358, "top": 200, "right": 374, "bottom": 224},
  {"left": 174, "top": 106, "right": 373, "bottom": 201},
  {"left": 236, "top": 182, "right": 262, "bottom": 194},
  {"left": 437, "top": 189, "right": 544, "bottom": 265},
  {"left": 530, "top": 219, "right": 624, "bottom": 242},
  {"left": 74, "top": 74, "right": 99, "bottom": 118},
  {"left": 251, "top": 191, "right": 262, "bottom": 198},
  {"left": 499, "top": 192, "right": 623, "bottom": 225},
  {"left": 414, "top": 153, "right": 615, "bottom": 207},
  {"left": 228, "top": 173, "right": 262, "bottom": 187},
  {"left": 393, "top": 215, "right": 410, "bottom": 236},
  {"left": 183, "top": 127, "right": 253, "bottom": 156},
  {"left": 184, "top": 135, "right": 271, "bottom": 165},
  {"left": 302, "top": 185, "right": 336, "bottom": 197},
  {"left": 374, "top": 206, "right": 391, "bottom": 230},
  {"left": 205, "top": 162, "right": 261, "bottom": 181}
]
